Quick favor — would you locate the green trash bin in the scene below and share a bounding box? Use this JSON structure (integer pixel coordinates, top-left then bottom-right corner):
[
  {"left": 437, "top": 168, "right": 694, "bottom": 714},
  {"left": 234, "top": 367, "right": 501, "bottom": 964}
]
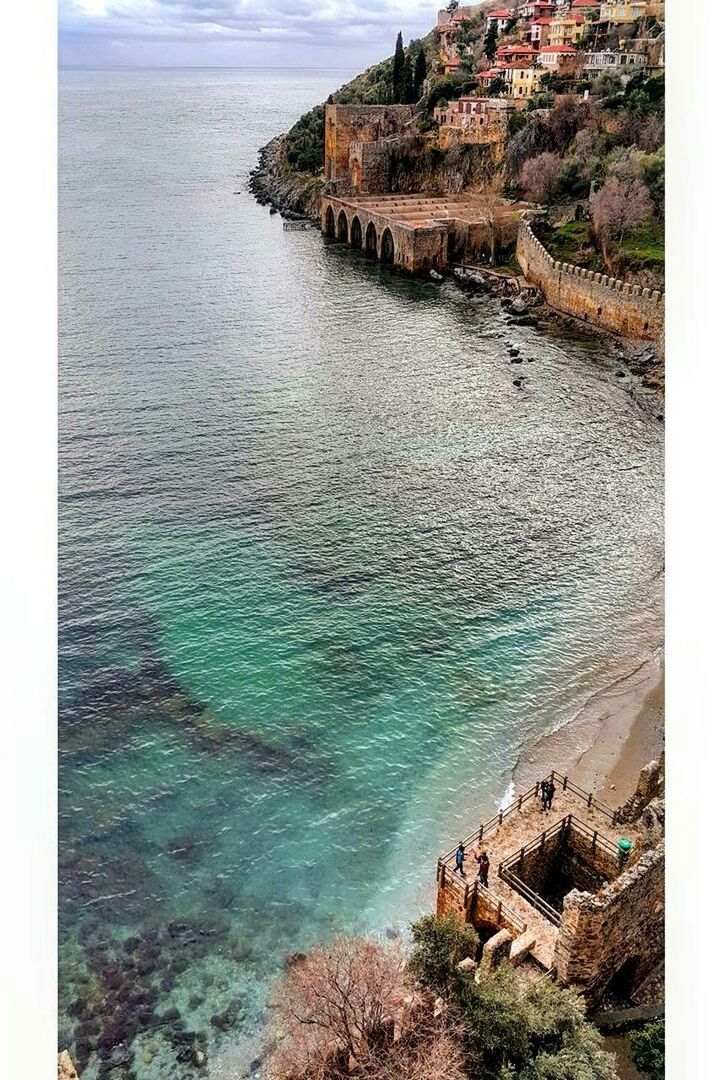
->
[{"left": 617, "top": 838, "right": 633, "bottom": 867}]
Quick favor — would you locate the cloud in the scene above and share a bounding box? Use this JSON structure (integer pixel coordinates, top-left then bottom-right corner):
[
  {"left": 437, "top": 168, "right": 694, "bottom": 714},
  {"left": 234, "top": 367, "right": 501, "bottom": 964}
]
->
[{"left": 59, "top": 0, "right": 440, "bottom": 66}]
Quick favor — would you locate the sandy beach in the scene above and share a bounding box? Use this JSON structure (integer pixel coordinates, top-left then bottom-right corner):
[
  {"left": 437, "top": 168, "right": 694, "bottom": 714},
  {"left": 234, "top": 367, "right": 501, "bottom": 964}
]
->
[{"left": 513, "top": 648, "right": 665, "bottom": 806}]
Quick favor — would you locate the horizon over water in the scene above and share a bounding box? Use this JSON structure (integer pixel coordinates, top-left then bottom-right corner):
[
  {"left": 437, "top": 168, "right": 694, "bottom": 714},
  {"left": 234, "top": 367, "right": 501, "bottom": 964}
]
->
[{"left": 59, "top": 67, "right": 663, "bottom": 1078}]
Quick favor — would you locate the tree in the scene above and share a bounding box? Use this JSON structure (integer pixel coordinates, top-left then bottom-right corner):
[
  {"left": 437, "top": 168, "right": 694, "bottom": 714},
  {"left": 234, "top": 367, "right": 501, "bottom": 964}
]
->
[
  {"left": 484, "top": 22, "right": 498, "bottom": 60},
  {"left": 401, "top": 50, "right": 415, "bottom": 103},
  {"left": 629, "top": 1022, "right": 664, "bottom": 1080},
  {"left": 506, "top": 116, "right": 554, "bottom": 178},
  {"left": 408, "top": 913, "right": 479, "bottom": 994},
  {"left": 408, "top": 916, "right": 617, "bottom": 1080},
  {"left": 414, "top": 46, "right": 428, "bottom": 100},
  {"left": 486, "top": 76, "right": 508, "bottom": 97},
  {"left": 447, "top": 0, "right": 459, "bottom": 11},
  {"left": 267, "top": 922, "right": 619, "bottom": 1080},
  {"left": 267, "top": 935, "right": 467, "bottom": 1080},
  {"left": 393, "top": 32, "right": 405, "bottom": 103},
  {"left": 267, "top": 936, "right": 405, "bottom": 1077},
  {"left": 590, "top": 175, "right": 654, "bottom": 258}
]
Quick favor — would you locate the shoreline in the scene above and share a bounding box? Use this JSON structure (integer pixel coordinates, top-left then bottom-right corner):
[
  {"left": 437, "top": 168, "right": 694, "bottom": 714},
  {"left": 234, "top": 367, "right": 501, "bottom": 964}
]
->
[{"left": 512, "top": 647, "right": 664, "bottom": 807}]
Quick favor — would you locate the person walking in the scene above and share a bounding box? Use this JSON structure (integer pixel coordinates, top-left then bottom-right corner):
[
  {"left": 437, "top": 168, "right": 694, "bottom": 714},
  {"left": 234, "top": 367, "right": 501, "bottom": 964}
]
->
[
  {"left": 476, "top": 851, "right": 490, "bottom": 888},
  {"left": 455, "top": 842, "right": 466, "bottom": 877},
  {"left": 546, "top": 779, "right": 556, "bottom": 811}
]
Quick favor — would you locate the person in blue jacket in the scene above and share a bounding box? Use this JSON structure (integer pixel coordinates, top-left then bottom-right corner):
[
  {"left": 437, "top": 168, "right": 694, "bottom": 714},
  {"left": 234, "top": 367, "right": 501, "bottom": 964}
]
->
[{"left": 455, "top": 842, "right": 466, "bottom": 877}]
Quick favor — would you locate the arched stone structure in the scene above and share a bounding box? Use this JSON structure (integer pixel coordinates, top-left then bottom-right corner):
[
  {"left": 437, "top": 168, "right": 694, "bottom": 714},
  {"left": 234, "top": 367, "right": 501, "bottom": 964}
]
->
[
  {"left": 320, "top": 195, "right": 451, "bottom": 273},
  {"left": 380, "top": 227, "right": 395, "bottom": 264},
  {"left": 324, "top": 205, "right": 335, "bottom": 239},
  {"left": 350, "top": 215, "right": 362, "bottom": 249}
]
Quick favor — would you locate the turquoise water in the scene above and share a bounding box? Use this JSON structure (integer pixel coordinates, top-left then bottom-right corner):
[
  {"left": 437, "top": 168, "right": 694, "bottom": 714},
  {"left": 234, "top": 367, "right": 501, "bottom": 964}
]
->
[{"left": 59, "top": 69, "right": 663, "bottom": 1077}]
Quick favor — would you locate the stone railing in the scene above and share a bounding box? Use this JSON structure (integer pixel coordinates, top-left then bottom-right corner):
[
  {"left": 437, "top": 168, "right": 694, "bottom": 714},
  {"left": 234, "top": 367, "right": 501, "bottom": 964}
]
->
[{"left": 516, "top": 219, "right": 664, "bottom": 342}]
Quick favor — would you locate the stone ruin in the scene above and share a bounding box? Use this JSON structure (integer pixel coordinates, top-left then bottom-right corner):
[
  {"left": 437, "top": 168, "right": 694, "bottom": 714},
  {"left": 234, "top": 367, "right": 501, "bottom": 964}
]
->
[{"left": 436, "top": 760, "right": 665, "bottom": 1009}]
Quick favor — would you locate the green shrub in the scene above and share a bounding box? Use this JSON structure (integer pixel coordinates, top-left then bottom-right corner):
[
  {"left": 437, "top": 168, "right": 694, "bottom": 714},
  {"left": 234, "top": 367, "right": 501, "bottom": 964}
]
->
[
  {"left": 407, "top": 912, "right": 478, "bottom": 994},
  {"left": 629, "top": 1021, "right": 665, "bottom": 1080}
]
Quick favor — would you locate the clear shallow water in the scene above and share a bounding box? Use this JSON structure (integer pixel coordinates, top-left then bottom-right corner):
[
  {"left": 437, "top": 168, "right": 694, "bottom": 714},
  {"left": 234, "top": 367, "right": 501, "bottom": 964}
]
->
[{"left": 59, "top": 68, "right": 663, "bottom": 1077}]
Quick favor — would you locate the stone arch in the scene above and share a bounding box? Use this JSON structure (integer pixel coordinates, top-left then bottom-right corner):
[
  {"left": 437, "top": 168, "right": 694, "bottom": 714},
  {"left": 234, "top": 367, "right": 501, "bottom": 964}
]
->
[
  {"left": 337, "top": 210, "right": 348, "bottom": 243},
  {"left": 365, "top": 221, "right": 378, "bottom": 258},
  {"left": 380, "top": 227, "right": 395, "bottom": 264},
  {"left": 324, "top": 205, "right": 335, "bottom": 238},
  {"left": 350, "top": 215, "right": 362, "bottom": 249}
]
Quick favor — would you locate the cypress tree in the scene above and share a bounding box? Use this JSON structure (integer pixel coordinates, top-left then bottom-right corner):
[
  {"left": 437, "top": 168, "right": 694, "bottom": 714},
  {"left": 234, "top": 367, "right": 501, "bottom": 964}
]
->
[
  {"left": 413, "top": 46, "right": 427, "bottom": 100},
  {"left": 484, "top": 22, "right": 498, "bottom": 61},
  {"left": 401, "top": 51, "right": 415, "bottom": 103},
  {"left": 392, "top": 32, "right": 405, "bottom": 103}
]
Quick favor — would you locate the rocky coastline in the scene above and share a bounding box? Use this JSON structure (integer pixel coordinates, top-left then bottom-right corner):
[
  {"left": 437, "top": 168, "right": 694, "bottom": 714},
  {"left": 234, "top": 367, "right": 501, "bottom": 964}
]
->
[{"left": 247, "top": 136, "right": 323, "bottom": 221}]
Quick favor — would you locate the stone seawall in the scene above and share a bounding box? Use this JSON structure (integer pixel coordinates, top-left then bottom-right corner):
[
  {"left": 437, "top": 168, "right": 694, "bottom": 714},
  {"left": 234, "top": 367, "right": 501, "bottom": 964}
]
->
[{"left": 516, "top": 220, "right": 664, "bottom": 343}]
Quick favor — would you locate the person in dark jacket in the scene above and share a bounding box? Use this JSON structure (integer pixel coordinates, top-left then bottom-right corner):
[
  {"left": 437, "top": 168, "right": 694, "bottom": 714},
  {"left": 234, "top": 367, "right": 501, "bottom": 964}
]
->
[
  {"left": 455, "top": 842, "right": 466, "bottom": 877},
  {"left": 476, "top": 851, "right": 490, "bottom": 887}
]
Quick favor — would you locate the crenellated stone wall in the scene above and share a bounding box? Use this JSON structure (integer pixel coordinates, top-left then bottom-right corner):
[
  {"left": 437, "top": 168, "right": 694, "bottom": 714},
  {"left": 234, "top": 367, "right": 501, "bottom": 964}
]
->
[{"left": 516, "top": 219, "right": 664, "bottom": 343}]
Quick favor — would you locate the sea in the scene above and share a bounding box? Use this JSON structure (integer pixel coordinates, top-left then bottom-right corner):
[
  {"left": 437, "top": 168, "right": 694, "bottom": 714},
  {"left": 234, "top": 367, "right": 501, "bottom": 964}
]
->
[{"left": 59, "top": 67, "right": 663, "bottom": 1078}]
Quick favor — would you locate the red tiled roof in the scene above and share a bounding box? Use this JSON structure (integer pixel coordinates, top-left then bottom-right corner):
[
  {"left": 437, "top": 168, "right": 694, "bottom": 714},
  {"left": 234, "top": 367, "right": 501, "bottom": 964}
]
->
[
  {"left": 540, "top": 44, "right": 578, "bottom": 52},
  {"left": 488, "top": 9, "right": 514, "bottom": 17},
  {"left": 502, "top": 60, "right": 538, "bottom": 69},
  {"left": 532, "top": 18, "right": 553, "bottom": 25}
]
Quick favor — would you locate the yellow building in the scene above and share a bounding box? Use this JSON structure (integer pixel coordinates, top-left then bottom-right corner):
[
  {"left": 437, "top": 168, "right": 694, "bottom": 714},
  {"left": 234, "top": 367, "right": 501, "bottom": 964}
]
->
[
  {"left": 502, "top": 62, "right": 544, "bottom": 99},
  {"left": 599, "top": 1, "right": 647, "bottom": 22},
  {"left": 549, "top": 14, "right": 587, "bottom": 47}
]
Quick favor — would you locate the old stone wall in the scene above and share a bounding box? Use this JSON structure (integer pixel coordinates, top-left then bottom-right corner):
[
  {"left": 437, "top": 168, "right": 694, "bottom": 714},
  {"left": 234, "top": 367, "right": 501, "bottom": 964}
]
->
[
  {"left": 436, "top": 869, "right": 523, "bottom": 941},
  {"left": 616, "top": 756, "right": 665, "bottom": 825},
  {"left": 553, "top": 841, "right": 665, "bottom": 1007},
  {"left": 325, "top": 105, "right": 416, "bottom": 182},
  {"left": 347, "top": 140, "right": 391, "bottom": 194},
  {"left": 437, "top": 124, "right": 508, "bottom": 151},
  {"left": 321, "top": 196, "right": 450, "bottom": 272},
  {"left": 516, "top": 220, "right": 664, "bottom": 342},
  {"left": 509, "top": 825, "right": 618, "bottom": 901}
]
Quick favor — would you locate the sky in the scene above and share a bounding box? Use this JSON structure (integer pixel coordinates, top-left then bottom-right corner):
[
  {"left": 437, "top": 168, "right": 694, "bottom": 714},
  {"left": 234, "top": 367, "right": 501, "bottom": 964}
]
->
[{"left": 59, "top": 0, "right": 443, "bottom": 69}]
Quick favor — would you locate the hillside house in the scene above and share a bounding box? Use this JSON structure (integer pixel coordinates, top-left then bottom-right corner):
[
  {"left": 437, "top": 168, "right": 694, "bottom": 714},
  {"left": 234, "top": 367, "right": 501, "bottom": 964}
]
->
[
  {"left": 599, "top": 1, "right": 647, "bottom": 21},
  {"left": 487, "top": 8, "right": 515, "bottom": 33},
  {"left": 549, "top": 13, "right": 587, "bottom": 46},
  {"left": 530, "top": 17, "right": 553, "bottom": 45},
  {"left": 537, "top": 44, "right": 583, "bottom": 72},
  {"left": 584, "top": 49, "right": 648, "bottom": 71},
  {"left": 502, "top": 61, "right": 544, "bottom": 98}
]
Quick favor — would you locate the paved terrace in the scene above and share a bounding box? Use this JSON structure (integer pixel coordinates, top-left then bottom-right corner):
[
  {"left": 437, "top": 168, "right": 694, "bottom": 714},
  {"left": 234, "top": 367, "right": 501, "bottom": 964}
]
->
[
  {"left": 327, "top": 193, "right": 518, "bottom": 228},
  {"left": 437, "top": 773, "right": 644, "bottom": 970}
]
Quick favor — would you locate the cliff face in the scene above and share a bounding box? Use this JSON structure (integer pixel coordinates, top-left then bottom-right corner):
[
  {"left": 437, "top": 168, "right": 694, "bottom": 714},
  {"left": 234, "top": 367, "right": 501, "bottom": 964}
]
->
[
  {"left": 248, "top": 136, "right": 325, "bottom": 220},
  {"left": 249, "top": 128, "right": 504, "bottom": 223}
]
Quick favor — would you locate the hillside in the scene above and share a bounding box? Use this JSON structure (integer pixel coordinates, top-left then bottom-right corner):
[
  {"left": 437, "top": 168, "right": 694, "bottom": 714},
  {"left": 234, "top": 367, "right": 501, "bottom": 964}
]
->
[{"left": 249, "top": 3, "right": 664, "bottom": 286}]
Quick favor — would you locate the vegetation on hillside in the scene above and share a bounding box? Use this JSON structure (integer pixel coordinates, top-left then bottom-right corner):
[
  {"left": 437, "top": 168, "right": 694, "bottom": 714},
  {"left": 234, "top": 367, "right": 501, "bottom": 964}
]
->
[
  {"left": 629, "top": 1021, "right": 665, "bottom": 1080},
  {"left": 265, "top": 914, "right": 619, "bottom": 1080},
  {"left": 283, "top": 29, "right": 437, "bottom": 177},
  {"left": 505, "top": 72, "right": 665, "bottom": 279},
  {"left": 276, "top": 3, "right": 664, "bottom": 282}
]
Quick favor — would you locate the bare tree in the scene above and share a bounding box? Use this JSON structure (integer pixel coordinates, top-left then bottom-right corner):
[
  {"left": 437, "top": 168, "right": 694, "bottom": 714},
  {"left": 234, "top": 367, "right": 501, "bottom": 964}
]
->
[
  {"left": 520, "top": 152, "right": 564, "bottom": 205},
  {"left": 266, "top": 936, "right": 405, "bottom": 1078},
  {"left": 468, "top": 180, "right": 509, "bottom": 267},
  {"left": 590, "top": 175, "right": 653, "bottom": 259}
]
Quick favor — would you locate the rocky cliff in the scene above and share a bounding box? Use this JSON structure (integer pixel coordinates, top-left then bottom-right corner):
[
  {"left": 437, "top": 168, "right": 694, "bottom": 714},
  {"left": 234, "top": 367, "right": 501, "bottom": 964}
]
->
[{"left": 248, "top": 135, "right": 325, "bottom": 220}]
